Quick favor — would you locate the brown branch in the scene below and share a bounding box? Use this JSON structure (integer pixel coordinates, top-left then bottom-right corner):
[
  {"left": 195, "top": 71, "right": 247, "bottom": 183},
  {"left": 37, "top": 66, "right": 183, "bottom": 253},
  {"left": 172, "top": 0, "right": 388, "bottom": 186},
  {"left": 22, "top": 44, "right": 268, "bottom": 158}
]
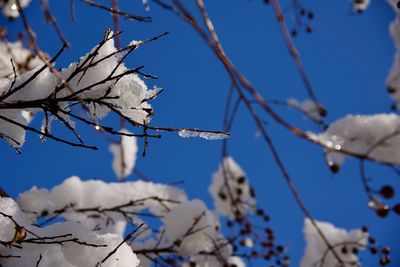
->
[
  {"left": 269, "top": 0, "right": 322, "bottom": 107},
  {"left": 81, "top": 0, "right": 151, "bottom": 22},
  {"left": 0, "top": 114, "right": 97, "bottom": 150},
  {"left": 0, "top": 42, "right": 67, "bottom": 101},
  {"left": 35, "top": 254, "right": 42, "bottom": 267},
  {"left": 39, "top": 0, "right": 70, "bottom": 46},
  {"left": 157, "top": 0, "right": 345, "bottom": 264}
]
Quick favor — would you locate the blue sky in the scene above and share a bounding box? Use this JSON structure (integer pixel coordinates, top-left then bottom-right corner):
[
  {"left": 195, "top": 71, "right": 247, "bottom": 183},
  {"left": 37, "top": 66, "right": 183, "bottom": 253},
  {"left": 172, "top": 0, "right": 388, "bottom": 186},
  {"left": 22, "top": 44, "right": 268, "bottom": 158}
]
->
[{"left": 1, "top": 0, "right": 399, "bottom": 266}]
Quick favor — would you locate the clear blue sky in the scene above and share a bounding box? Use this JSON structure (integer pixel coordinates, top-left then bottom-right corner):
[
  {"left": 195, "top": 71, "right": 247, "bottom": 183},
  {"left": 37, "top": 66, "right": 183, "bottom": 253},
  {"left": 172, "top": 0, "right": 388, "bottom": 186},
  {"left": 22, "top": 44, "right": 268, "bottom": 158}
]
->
[{"left": 1, "top": 0, "right": 399, "bottom": 266}]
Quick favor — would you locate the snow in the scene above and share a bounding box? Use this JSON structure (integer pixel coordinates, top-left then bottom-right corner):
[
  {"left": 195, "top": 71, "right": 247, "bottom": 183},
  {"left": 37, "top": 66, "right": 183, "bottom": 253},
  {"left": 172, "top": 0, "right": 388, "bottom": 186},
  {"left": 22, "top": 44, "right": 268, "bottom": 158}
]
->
[
  {"left": 209, "top": 156, "right": 256, "bottom": 218},
  {"left": 386, "top": 1, "right": 400, "bottom": 106},
  {"left": 163, "top": 200, "right": 223, "bottom": 255},
  {"left": 18, "top": 176, "right": 187, "bottom": 236},
  {"left": 288, "top": 98, "right": 324, "bottom": 122},
  {"left": 178, "top": 129, "right": 230, "bottom": 140},
  {"left": 128, "top": 199, "right": 236, "bottom": 266},
  {"left": 0, "top": 109, "right": 29, "bottom": 148},
  {"left": 0, "top": 197, "right": 140, "bottom": 267},
  {"left": 161, "top": 200, "right": 234, "bottom": 266},
  {"left": 0, "top": 60, "right": 56, "bottom": 148},
  {"left": 1, "top": 0, "right": 31, "bottom": 18},
  {"left": 7, "top": 68, "right": 57, "bottom": 102},
  {"left": 21, "top": 111, "right": 34, "bottom": 124},
  {"left": 182, "top": 253, "right": 238, "bottom": 267},
  {"left": 12, "top": 177, "right": 239, "bottom": 267},
  {"left": 0, "top": 41, "right": 41, "bottom": 78},
  {"left": 387, "top": 19, "right": 400, "bottom": 103},
  {"left": 109, "top": 128, "right": 138, "bottom": 180},
  {"left": 128, "top": 40, "right": 142, "bottom": 47},
  {"left": 0, "top": 41, "right": 44, "bottom": 148},
  {"left": 309, "top": 113, "right": 400, "bottom": 166},
  {"left": 59, "top": 31, "right": 154, "bottom": 123},
  {"left": 39, "top": 222, "right": 139, "bottom": 267},
  {"left": 300, "top": 218, "right": 368, "bottom": 267},
  {"left": 227, "top": 256, "right": 246, "bottom": 267},
  {"left": 0, "top": 197, "right": 28, "bottom": 241},
  {"left": 0, "top": 32, "right": 157, "bottom": 149}
]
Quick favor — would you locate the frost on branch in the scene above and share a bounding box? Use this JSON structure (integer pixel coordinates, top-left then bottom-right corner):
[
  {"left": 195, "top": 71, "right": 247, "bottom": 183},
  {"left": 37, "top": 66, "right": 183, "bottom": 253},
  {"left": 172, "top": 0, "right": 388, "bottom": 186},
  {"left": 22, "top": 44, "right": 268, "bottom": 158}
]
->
[
  {"left": 59, "top": 32, "right": 155, "bottom": 123},
  {"left": 109, "top": 128, "right": 138, "bottom": 180},
  {"left": 287, "top": 98, "right": 325, "bottom": 123},
  {"left": 309, "top": 114, "right": 400, "bottom": 167},
  {"left": 163, "top": 200, "right": 223, "bottom": 255},
  {"left": 15, "top": 177, "right": 241, "bottom": 266},
  {"left": 178, "top": 129, "right": 230, "bottom": 140},
  {"left": 0, "top": 197, "right": 139, "bottom": 267},
  {"left": 209, "top": 156, "right": 256, "bottom": 218},
  {"left": 0, "top": 41, "right": 42, "bottom": 148},
  {"left": 0, "top": 40, "right": 41, "bottom": 78},
  {"left": 0, "top": 31, "right": 158, "bottom": 149},
  {"left": 0, "top": 107, "right": 31, "bottom": 148},
  {"left": 300, "top": 218, "right": 368, "bottom": 267},
  {"left": 133, "top": 199, "right": 235, "bottom": 267},
  {"left": 0, "top": 0, "right": 31, "bottom": 18},
  {"left": 18, "top": 176, "right": 187, "bottom": 236}
]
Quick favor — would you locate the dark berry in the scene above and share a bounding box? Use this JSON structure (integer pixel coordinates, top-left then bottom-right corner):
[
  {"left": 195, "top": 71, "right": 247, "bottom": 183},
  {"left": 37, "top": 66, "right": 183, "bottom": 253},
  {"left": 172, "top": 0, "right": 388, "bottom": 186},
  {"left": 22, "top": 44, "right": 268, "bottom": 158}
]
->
[
  {"left": 318, "top": 105, "right": 327, "bottom": 117},
  {"left": 236, "top": 188, "right": 243, "bottom": 195},
  {"left": 237, "top": 176, "right": 246, "bottom": 184},
  {"left": 380, "top": 256, "right": 391, "bottom": 266},
  {"left": 376, "top": 207, "right": 390, "bottom": 218},
  {"left": 382, "top": 246, "right": 391, "bottom": 254},
  {"left": 329, "top": 163, "right": 340, "bottom": 173},
  {"left": 276, "top": 245, "right": 284, "bottom": 253},
  {"left": 265, "top": 227, "right": 273, "bottom": 235},
  {"left": 380, "top": 185, "right": 394, "bottom": 199},
  {"left": 370, "top": 247, "right": 378, "bottom": 254},
  {"left": 388, "top": 86, "right": 396, "bottom": 93},
  {"left": 393, "top": 203, "right": 400, "bottom": 215}
]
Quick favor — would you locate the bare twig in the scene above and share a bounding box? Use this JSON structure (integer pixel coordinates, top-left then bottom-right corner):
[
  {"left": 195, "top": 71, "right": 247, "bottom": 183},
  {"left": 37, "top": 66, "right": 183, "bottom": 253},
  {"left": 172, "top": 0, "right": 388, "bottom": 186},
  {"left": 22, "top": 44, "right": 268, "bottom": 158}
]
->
[{"left": 81, "top": 0, "right": 151, "bottom": 22}]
